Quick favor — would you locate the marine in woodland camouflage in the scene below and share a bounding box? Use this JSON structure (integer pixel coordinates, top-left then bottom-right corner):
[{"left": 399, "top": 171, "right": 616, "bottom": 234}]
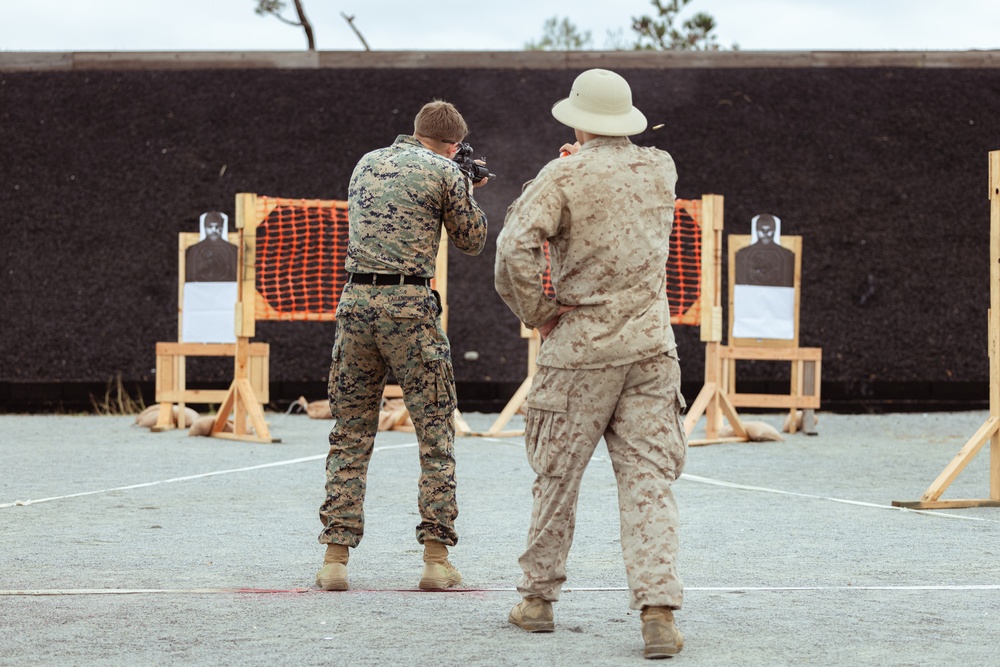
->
[
  {"left": 319, "top": 133, "right": 487, "bottom": 549},
  {"left": 346, "top": 134, "right": 487, "bottom": 276}
]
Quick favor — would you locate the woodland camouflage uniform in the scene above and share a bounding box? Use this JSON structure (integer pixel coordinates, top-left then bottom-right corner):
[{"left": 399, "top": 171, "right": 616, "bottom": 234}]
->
[{"left": 319, "top": 133, "right": 487, "bottom": 550}]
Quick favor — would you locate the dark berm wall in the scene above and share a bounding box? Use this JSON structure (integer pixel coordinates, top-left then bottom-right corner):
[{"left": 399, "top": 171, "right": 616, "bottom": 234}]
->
[{"left": 3, "top": 51, "right": 1000, "bottom": 413}]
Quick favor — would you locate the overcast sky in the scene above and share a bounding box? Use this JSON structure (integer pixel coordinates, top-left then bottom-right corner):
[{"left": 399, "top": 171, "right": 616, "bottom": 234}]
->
[{"left": 1, "top": 0, "right": 997, "bottom": 52}]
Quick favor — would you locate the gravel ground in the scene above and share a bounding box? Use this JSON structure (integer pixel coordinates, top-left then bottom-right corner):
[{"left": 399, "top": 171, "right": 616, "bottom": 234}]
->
[{"left": 2, "top": 410, "right": 999, "bottom": 666}]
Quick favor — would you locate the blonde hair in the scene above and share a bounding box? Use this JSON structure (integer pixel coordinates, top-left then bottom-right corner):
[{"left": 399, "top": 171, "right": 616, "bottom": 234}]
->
[{"left": 414, "top": 100, "right": 468, "bottom": 143}]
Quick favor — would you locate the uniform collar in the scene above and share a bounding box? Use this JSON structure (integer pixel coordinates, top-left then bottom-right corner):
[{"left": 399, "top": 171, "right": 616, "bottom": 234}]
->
[
  {"left": 580, "top": 135, "right": 633, "bottom": 151},
  {"left": 394, "top": 134, "right": 424, "bottom": 148}
]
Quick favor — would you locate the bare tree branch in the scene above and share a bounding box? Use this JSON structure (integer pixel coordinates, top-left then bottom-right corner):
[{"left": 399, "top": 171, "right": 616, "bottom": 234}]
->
[
  {"left": 340, "top": 13, "right": 371, "bottom": 51},
  {"left": 292, "top": 0, "right": 316, "bottom": 51},
  {"left": 255, "top": 0, "right": 316, "bottom": 51}
]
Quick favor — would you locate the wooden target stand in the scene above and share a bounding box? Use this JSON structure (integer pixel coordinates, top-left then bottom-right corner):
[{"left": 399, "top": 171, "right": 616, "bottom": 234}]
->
[
  {"left": 461, "top": 195, "right": 753, "bottom": 442},
  {"left": 152, "top": 231, "right": 269, "bottom": 436},
  {"left": 157, "top": 194, "right": 471, "bottom": 443},
  {"left": 722, "top": 234, "right": 820, "bottom": 435},
  {"left": 892, "top": 151, "right": 1000, "bottom": 509},
  {"left": 685, "top": 217, "right": 823, "bottom": 444},
  {"left": 677, "top": 195, "right": 751, "bottom": 445},
  {"left": 207, "top": 200, "right": 277, "bottom": 443}
]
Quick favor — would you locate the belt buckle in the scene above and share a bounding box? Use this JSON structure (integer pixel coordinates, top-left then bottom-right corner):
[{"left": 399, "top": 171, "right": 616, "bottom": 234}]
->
[{"left": 370, "top": 274, "right": 378, "bottom": 285}]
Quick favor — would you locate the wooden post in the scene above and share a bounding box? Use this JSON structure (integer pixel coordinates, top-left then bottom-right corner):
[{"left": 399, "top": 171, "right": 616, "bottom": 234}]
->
[
  {"left": 458, "top": 325, "right": 538, "bottom": 438},
  {"left": 892, "top": 151, "right": 1000, "bottom": 508},
  {"left": 208, "top": 192, "right": 277, "bottom": 443},
  {"left": 435, "top": 227, "right": 449, "bottom": 332},
  {"left": 683, "top": 194, "right": 749, "bottom": 445}
]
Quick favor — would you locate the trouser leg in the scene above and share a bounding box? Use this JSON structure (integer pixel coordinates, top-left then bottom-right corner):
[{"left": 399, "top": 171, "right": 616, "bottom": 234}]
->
[
  {"left": 410, "top": 409, "right": 458, "bottom": 545},
  {"left": 604, "top": 353, "right": 687, "bottom": 610},
  {"left": 517, "top": 365, "right": 623, "bottom": 601},
  {"left": 318, "top": 311, "right": 386, "bottom": 547},
  {"left": 382, "top": 306, "right": 459, "bottom": 546}
]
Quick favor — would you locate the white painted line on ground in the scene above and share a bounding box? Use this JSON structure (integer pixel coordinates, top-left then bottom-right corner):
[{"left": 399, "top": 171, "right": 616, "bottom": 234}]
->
[
  {"left": 5, "top": 437, "right": 995, "bottom": 527},
  {"left": 4, "top": 584, "right": 1000, "bottom": 596},
  {"left": 0, "top": 443, "right": 418, "bottom": 509},
  {"left": 679, "top": 473, "right": 1000, "bottom": 523}
]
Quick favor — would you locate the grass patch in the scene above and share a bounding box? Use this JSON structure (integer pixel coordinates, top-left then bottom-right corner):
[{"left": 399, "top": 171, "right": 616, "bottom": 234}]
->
[{"left": 90, "top": 372, "right": 146, "bottom": 416}]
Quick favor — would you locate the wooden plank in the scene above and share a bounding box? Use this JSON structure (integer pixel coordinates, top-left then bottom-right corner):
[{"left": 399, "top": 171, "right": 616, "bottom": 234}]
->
[
  {"left": 729, "top": 393, "right": 821, "bottom": 410},
  {"left": 251, "top": 349, "right": 269, "bottom": 403},
  {"left": 689, "top": 436, "right": 749, "bottom": 447},
  {"left": 482, "top": 375, "right": 532, "bottom": 436},
  {"left": 803, "top": 360, "right": 818, "bottom": 397},
  {"left": 209, "top": 431, "right": 281, "bottom": 444},
  {"left": 235, "top": 192, "right": 257, "bottom": 339},
  {"left": 213, "top": 383, "right": 237, "bottom": 434},
  {"left": 699, "top": 195, "right": 723, "bottom": 343},
  {"left": 453, "top": 410, "right": 473, "bottom": 435},
  {"left": 461, "top": 430, "right": 525, "bottom": 438},
  {"left": 0, "top": 52, "right": 73, "bottom": 71},
  {"left": 435, "top": 227, "right": 449, "bottom": 332},
  {"left": 151, "top": 402, "right": 175, "bottom": 432},
  {"left": 158, "top": 389, "right": 230, "bottom": 403},
  {"left": 716, "top": 389, "right": 747, "bottom": 439},
  {"left": 896, "top": 151, "right": 1000, "bottom": 508},
  {"left": 990, "top": 150, "right": 1000, "bottom": 500},
  {"left": 720, "top": 346, "right": 822, "bottom": 361},
  {"left": 683, "top": 381, "right": 717, "bottom": 436},
  {"left": 7, "top": 50, "right": 1000, "bottom": 73},
  {"left": 177, "top": 234, "right": 189, "bottom": 340},
  {"left": 157, "top": 342, "right": 236, "bottom": 356},
  {"left": 237, "top": 378, "right": 272, "bottom": 441},
  {"left": 892, "top": 499, "right": 1000, "bottom": 509},
  {"left": 72, "top": 51, "right": 319, "bottom": 71},
  {"left": 917, "top": 416, "right": 999, "bottom": 501}
]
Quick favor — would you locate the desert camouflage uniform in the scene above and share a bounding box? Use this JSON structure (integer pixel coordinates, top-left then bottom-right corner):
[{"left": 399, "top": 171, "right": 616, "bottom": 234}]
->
[
  {"left": 319, "top": 134, "right": 487, "bottom": 548},
  {"left": 494, "top": 135, "right": 686, "bottom": 611}
]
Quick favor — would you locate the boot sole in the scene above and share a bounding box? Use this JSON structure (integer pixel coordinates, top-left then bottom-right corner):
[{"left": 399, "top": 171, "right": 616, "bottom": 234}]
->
[
  {"left": 508, "top": 617, "right": 555, "bottom": 633},
  {"left": 643, "top": 644, "right": 682, "bottom": 659},
  {"left": 315, "top": 578, "right": 348, "bottom": 591},
  {"left": 418, "top": 577, "right": 461, "bottom": 590}
]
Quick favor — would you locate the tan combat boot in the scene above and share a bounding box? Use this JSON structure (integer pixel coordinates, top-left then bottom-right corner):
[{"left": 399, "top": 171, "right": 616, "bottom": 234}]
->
[
  {"left": 640, "top": 606, "right": 684, "bottom": 659},
  {"left": 315, "top": 543, "right": 349, "bottom": 591},
  {"left": 418, "top": 541, "right": 462, "bottom": 590},
  {"left": 508, "top": 597, "right": 555, "bottom": 633}
]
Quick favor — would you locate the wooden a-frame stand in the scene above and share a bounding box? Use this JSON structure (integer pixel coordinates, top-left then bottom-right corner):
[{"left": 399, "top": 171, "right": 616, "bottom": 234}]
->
[
  {"left": 681, "top": 195, "right": 751, "bottom": 445},
  {"left": 720, "top": 234, "right": 821, "bottom": 435},
  {"left": 152, "top": 230, "right": 270, "bottom": 436},
  {"left": 892, "top": 151, "right": 1000, "bottom": 509},
  {"left": 464, "top": 194, "right": 751, "bottom": 443},
  {"left": 456, "top": 324, "right": 540, "bottom": 438},
  {"left": 208, "top": 194, "right": 278, "bottom": 443}
]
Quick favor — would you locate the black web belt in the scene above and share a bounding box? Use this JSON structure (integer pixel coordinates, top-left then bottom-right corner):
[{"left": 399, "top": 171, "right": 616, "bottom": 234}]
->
[{"left": 348, "top": 273, "right": 431, "bottom": 287}]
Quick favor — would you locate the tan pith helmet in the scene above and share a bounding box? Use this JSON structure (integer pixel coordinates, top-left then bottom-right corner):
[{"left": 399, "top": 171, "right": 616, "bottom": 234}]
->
[{"left": 551, "top": 68, "right": 648, "bottom": 137}]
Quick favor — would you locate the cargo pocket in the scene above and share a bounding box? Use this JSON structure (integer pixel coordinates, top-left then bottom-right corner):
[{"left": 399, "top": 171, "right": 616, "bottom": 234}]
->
[
  {"left": 524, "top": 372, "right": 571, "bottom": 476},
  {"left": 327, "top": 334, "right": 347, "bottom": 415},
  {"left": 418, "top": 340, "right": 457, "bottom": 416}
]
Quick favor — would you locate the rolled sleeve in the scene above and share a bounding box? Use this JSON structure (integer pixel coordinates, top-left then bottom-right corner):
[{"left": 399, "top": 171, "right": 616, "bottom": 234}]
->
[{"left": 443, "top": 174, "right": 488, "bottom": 256}]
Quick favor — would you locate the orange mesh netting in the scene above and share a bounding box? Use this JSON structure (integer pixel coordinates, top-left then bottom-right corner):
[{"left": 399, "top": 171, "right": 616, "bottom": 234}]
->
[
  {"left": 253, "top": 197, "right": 349, "bottom": 321},
  {"left": 249, "top": 197, "right": 702, "bottom": 326},
  {"left": 669, "top": 199, "right": 703, "bottom": 326},
  {"left": 541, "top": 199, "right": 703, "bottom": 326}
]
